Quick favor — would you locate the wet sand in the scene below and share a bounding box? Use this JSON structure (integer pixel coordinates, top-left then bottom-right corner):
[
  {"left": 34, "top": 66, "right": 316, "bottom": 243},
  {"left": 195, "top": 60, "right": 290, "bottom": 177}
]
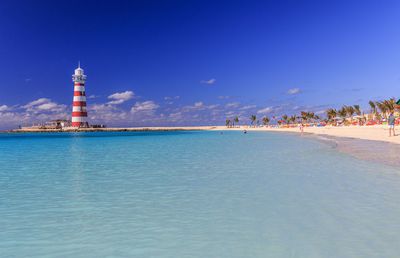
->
[{"left": 303, "top": 134, "right": 400, "bottom": 168}]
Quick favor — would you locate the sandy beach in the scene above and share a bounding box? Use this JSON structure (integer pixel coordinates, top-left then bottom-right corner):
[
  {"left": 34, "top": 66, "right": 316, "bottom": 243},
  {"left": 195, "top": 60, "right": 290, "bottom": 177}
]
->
[
  {"left": 10, "top": 124, "right": 400, "bottom": 145},
  {"left": 214, "top": 125, "right": 400, "bottom": 145}
]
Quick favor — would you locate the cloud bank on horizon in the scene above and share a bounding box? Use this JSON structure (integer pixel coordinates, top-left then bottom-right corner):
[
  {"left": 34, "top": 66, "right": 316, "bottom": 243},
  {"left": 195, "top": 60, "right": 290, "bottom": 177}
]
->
[{"left": 0, "top": 86, "right": 333, "bottom": 129}]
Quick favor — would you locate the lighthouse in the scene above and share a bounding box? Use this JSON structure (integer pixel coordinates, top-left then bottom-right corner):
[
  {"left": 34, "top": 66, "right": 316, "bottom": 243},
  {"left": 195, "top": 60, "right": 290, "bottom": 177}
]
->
[{"left": 71, "top": 64, "right": 88, "bottom": 127}]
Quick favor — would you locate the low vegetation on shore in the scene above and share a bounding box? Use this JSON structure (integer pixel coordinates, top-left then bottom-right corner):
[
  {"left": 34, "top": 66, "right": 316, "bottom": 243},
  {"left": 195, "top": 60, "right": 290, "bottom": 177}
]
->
[{"left": 226, "top": 98, "right": 399, "bottom": 127}]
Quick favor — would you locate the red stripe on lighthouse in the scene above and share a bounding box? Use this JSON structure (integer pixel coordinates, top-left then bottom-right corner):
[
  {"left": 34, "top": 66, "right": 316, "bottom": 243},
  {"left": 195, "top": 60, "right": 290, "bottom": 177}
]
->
[
  {"left": 74, "top": 91, "right": 86, "bottom": 96},
  {"left": 72, "top": 112, "right": 88, "bottom": 117},
  {"left": 73, "top": 101, "right": 87, "bottom": 106},
  {"left": 71, "top": 66, "right": 88, "bottom": 127}
]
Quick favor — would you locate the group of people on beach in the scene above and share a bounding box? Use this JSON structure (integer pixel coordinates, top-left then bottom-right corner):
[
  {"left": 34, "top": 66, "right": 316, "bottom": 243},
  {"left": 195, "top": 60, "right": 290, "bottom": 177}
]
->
[{"left": 297, "top": 111, "right": 397, "bottom": 137}]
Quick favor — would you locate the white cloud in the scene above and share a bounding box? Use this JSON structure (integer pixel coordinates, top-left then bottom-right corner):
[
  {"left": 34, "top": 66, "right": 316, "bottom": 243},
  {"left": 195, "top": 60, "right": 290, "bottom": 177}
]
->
[
  {"left": 88, "top": 94, "right": 99, "bottom": 99},
  {"left": 287, "top": 88, "right": 301, "bottom": 95},
  {"left": 182, "top": 102, "right": 220, "bottom": 112},
  {"left": 23, "top": 98, "right": 67, "bottom": 113},
  {"left": 164, "top": 96, "right": 180, "bottom": 105},
  {"left": 90, "top": 104, "right": 117, "bottom": 112},
  {"left": 107, "top": 91, "right": 134, "bottom": 105},
  {"left": 164, "top": 96, "right": 180, "bottom": 100},
  {"left": 208, "top": 104, "right": 219, "bottom": 109},
  {"left": 218, "top": 96, "right": 230, "bottom": 99},
  {"left": 257, "top": 107, "right": 273, "bottom": 114},
  {"left": 36, "top": 103, "right": 59, "bottom": 111},
  {"left": 0, "top": 98, "right": 70, "bottom": 129},
  {"left": 169, "top": 112, "right": 183, "bottom": 121},
  {"left": 131, "top": 101, "right": 159, "bottom": 113},
  {"left": 88, "top": 103, "right": 127, "bottom": 123},
  {"left": 201, "top": 78, "right": 216, "bottom": 85},
  {"left": 23, "top": 98, "right": 50, "bottom": 108},
  {"left": 225, "top": 102, "right": 240, "bottom": 108},
  {"left": 240, "top": 105, "right": 256, "bottom": 110},
  {"left": 0, "top": 105, "right": 9, "bottom": 112}
]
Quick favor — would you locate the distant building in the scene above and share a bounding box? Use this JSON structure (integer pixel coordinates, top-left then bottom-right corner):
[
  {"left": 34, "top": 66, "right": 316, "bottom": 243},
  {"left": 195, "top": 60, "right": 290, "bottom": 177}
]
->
[{"left": 48, "top": 119, "right": 72, "bottom": 128}]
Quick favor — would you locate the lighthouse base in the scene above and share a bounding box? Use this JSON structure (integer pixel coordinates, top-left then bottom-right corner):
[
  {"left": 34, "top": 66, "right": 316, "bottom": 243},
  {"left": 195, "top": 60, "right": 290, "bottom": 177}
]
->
[{"left": 72, "top": 122, "right": 89, "bottom": 127}]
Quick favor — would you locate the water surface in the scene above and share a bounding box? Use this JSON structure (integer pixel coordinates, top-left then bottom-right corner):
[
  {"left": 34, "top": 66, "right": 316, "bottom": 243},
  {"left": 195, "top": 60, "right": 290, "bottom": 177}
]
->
[{"left": 0, "top": 131, "right": 399, "bottom": 257}]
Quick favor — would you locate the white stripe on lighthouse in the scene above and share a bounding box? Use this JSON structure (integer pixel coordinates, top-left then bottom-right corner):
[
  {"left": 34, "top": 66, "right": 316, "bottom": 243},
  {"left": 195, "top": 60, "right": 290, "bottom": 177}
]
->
[
  {"left": 73, "top": 96, "right": 86, "bottom": 102},
  {"left": 72, "top": 106, "right": 87, "bottom": 112},
  {"left": 74, "top": 86, "right": 85, "bottom": 91},
  {"left": 72, "top": 117, "right": 87, "bottom": 122}
]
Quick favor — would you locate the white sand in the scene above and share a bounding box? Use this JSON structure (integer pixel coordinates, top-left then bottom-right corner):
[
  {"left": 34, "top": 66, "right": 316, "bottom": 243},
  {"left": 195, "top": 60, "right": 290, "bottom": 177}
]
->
[
  {"left": 11, "top": 124, "right": 400, "bottom": 145},
  {"left": 214, "top": 125, "right": 400, "bottom": 145}
]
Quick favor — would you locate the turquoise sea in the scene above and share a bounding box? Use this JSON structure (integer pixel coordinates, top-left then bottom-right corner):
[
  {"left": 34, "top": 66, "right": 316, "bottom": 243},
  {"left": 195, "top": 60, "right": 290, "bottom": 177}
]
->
[{"left": 1, "top": 131, "right": 400, "bottom": 257}]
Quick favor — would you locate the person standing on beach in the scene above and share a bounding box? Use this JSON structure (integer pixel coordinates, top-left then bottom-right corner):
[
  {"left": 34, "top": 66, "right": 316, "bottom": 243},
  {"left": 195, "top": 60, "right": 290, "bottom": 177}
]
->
[{"left": 388, "top": 111, "right": 396, "bottom": 137}]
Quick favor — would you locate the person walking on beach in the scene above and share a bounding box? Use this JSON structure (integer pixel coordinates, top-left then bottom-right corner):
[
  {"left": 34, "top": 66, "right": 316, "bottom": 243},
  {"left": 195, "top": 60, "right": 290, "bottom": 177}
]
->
[
  {"left": 299, "top": 123, "right": 304, "bottom": 134},
  {"left": 388, "top": 111, "right": 396, "bottom": 137}
]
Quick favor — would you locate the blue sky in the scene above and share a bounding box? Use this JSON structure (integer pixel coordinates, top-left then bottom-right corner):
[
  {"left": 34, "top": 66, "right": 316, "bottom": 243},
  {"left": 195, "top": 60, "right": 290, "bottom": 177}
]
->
[{"left": 0, "top": 0, "right": 399, "bottom": 128}]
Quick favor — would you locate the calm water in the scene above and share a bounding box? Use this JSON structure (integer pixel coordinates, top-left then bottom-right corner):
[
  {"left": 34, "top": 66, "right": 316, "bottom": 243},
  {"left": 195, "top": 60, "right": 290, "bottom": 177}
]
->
[{"left": 0, "top": 131, "right": 399, "bottom": 258}]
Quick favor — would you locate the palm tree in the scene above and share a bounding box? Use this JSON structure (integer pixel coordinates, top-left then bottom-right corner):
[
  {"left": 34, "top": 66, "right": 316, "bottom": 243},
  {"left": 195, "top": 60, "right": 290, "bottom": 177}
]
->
[
  {"left": 375, "top": 112, "right": 382, "bottom": 121},
  {"left": 369, "top": 100, "right": 377, "bottom": 114},
  {"left": 383, "top": 98, "right": 396, "bottom": 112},
  {"left": 289, "top": 115, "right": 297, "bottom": 124},
  {"left": 233, "top": 116, "right": 239, "bottom": 127},
  {"left": 307, "top": 112, "right": 316, "bottom": 123},
  {"left": 344, "top": 105, "right": 355, "bottom": 117},
  {"left": 353, "top": 105, "right": 361, "bottom": 116},
  {"left": 282, "top": 114, "right": 288, "bottom": 124},
  {"left": 376, "top": 101, "right": 388, "bottom": 119},
  {"left": 338, "top": 107, "right": 347, "bottom": 119},
  {"left": 262, "top": 116, "right": 270, "bottom": 125},
  {"left": 250, "top": 115, "right": 257, "bottom": 127},
  {"left": 225, "top": 119, "right": 231, "bottom": 128},
  {"left": 300, "top": 111, "right": 308, "bottom": 122},
  {"left": 326, "top": 108, "right": 337, "bottom": 122}
]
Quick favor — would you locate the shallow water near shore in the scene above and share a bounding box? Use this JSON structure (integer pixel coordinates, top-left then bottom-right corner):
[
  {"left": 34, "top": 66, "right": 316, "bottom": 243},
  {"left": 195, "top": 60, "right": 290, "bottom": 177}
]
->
[
  {"left": 1, "top": 131, "right": 400, "bottom": 257},
  {"left": 299, "top": 132, "right": 400, "bottom": 167}
]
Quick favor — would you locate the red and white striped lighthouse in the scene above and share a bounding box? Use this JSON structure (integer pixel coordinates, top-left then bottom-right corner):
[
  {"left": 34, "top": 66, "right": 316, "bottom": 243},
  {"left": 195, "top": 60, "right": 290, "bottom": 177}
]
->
[{"left": 71, "top": 64, "right": 88, "bottom": 127}]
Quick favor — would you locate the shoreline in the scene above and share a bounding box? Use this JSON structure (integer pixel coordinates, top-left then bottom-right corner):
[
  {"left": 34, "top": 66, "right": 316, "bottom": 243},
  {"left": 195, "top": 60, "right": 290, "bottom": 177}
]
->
[
  {"left": 215, "top": 125, "right": 400, "bottom": 145},
  {"left": 6, "top": 126, "right": 217, "bottom": 133},
  {"left": 6, "top": 124, "right": 400, "bottom": 145},
  {"left": 4, "top": 124, "right": 399, "bottom": 167}
]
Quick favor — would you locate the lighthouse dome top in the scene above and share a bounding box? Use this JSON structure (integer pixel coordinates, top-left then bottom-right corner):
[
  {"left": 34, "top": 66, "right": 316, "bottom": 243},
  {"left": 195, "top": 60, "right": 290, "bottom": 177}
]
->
[
  {"left": 72, "top": 63, "right": 87, "bottom": 82},
  {"left": 74, "top": 67, "right": 84, "bottom": 76}
]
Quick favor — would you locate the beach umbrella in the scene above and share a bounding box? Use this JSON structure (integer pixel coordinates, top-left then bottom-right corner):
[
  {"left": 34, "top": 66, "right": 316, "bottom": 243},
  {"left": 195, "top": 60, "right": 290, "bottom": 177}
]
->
[{"left": 352, "top": 115, "right": 362, "bottom": 119}]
